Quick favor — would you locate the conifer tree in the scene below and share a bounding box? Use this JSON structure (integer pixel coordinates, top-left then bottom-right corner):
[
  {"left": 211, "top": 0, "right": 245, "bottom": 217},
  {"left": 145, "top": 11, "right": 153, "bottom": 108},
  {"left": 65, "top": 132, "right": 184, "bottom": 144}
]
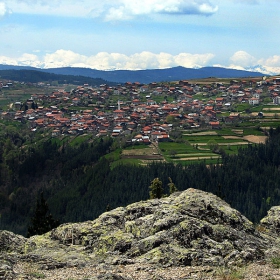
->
[
  {"left": 149, "top": 178, "right": 164, "bottom": 199},
  {"left": 168, "top": 177, "right": 178, "bottom": 195},
  {"left": 27, "top": 192, "right": 59, "bottom": 237}
]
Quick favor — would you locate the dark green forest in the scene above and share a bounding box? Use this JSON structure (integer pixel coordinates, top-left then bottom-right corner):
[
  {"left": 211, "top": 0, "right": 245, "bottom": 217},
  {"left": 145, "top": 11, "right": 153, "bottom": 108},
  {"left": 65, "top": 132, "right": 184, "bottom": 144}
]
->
[
  {"left": 1, "top": 124, "right": 280, "bottom": 236},
  {"left": 0, "top": 69, "right": 117, "bottom": 86}
]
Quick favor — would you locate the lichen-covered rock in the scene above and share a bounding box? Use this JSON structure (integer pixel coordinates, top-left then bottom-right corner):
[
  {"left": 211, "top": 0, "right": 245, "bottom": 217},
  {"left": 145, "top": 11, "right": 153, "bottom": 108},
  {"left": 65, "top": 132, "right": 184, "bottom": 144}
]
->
[
  {"left": 0, "top": 230, "right": 27, "bottom": 253},
  {"left": 260, "top": 206, "right": 280, "bottom": 236},
  {"left": 47, "top": 188, "right": 272, "bottom": 266},
  {"left": 0, "top": 188, "right": 279, "bottom": 274},
  {"left": 0, "top": 258, "right": 16, "bottom": 280},
  {"left": 89, "top": 273, "right": 132, "bottom": 280}
]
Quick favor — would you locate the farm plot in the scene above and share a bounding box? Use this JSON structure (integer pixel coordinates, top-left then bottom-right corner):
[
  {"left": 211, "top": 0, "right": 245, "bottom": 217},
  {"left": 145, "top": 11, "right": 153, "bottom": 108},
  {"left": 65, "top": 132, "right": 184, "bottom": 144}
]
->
[
  {"left": 263, "top": 107, "right": 280, "bottom": 111},
  {"left": 183, "top": 134, "right": 247, "bottom": 145},
  {"left": 121, "top": 144, "right": 164, "bottom": 163},
  {"left": 160, "top": 128, "right": 268, "bottom": 163},
  {"left": 117, "top": 127, "right": 268, "bottom": 165},
  {"left": 243, "top": 135, "right": 267, "bottom": 144},
  {"left": 183, "top": 131, "right": 218, "bottom": 136},
  {"left": 159, "top": 142, "right": 218, "bottom": 162}
]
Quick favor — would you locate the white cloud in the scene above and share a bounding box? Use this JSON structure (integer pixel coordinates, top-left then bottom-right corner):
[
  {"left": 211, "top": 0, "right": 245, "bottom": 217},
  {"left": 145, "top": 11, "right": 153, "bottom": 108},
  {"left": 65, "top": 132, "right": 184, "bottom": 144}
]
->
[
  {"left": 6, "top": 0, "right": 218, "bottom": 19},
  {"left": 0, "top": 55, "right": 17, "bottom": 65},
  {"left": 226, "top": 51, "right": 280, "bottom": 75},
  {"left": 259, "top": 55, "right": 280, "bottom": 67},
  {"left": 105, "top": 0, "right": 218, "bottom": 21},
  {"left": 174, "top": 53, "right": 215, "bottom": 67},
  {"left": 17, "top": 53, "right": 41, "bottom": 67},
  {"left": 43, "top": 50, "right": 88, "bottom": 68},
  {"left": 1, "top": 49, "right": 280, "bottom": 75},
  {"left": 0, "top": 49, "right": 215, "bottom": 70},
  {"left": 230, "top": 51, "right": 257, "bottom": 68},
  {"left": 0, "top": 2, "right": 9, "bottom": 17},
  {"left": 46, "top": 50, "right": 215, "bottom": 70},
  {"left": 230, "top": 51, "right": 280, "bottom": 69},
  {"left": 0, "top": 53, "right": 41, "bottom": 67}
]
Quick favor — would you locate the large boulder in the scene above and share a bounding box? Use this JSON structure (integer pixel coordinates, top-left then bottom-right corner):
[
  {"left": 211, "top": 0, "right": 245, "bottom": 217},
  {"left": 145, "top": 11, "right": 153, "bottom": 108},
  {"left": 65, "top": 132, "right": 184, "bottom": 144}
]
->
[
  {"left": 48, "top": 188, "right": 271, "bottom": 266},
  {"left": 0, "top": 188, "right": 278, "bottom": 274},
  {"left": 0, "top": 230, "right": 27, "bottom": 253},
  {"left": 259, "top": 206, "right": 280, "bottom": 236}
]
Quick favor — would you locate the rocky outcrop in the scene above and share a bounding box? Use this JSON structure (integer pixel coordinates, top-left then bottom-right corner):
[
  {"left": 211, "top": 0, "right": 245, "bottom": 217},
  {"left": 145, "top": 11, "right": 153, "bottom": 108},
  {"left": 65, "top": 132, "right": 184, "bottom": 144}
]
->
[
  {"left": 0, "top": 258, "right": 17, "bottom": 280},
  {"left": 260, "top": 206, "right": 280, "bottom": 236},
  {"left": 48, "top": 188, "right": 271, "bottom": 267},
  {"left": 0, "top": 230, "right": 27, "bottom": 253},
  {"left": 1, "top": 188, "right": 280, "bottom": 279}
]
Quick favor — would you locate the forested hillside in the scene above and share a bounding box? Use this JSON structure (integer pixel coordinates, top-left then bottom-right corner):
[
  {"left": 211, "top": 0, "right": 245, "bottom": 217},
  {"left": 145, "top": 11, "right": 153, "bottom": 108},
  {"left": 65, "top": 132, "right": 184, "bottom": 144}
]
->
[
  {"left": 1, "top": 123, "right": 280, "bottom": 235},
  {"left": 0, "top": 65, "right": 264, "bottom": 84},
  {"left": 0, "top": 69, "right": 117, "bottom": 86}
]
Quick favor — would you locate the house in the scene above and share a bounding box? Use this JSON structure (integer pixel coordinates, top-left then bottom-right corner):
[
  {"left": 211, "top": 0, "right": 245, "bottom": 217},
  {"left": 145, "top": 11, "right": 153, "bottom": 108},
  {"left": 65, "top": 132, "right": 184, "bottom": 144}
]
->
[
  {"left": 225, "top": 113, "right": 240, "bottom": 124},
  {"left": 209, "top": 121, "right": 220, "bottom": 129},
  {"left": 14, "top": 102, "right": 22, "bottom": 110},
  {"left": 113, "top": 109, "right": 125, "bottom": 118},
  {"left": 99, "top": 130, "right": 108, "bottom": 136},
  {"left": 273, "top": 96, "right": 280, "bottom": 105},
  {"left": 248, "top": 97, "right": 259, "bottom": 105},
  {"left": 157, "top": 132, "right": 170, "bottom": 142},
  {"left": 215, "top": 97, "right": 224, "bottom": 104},
  {"left": 72, "top": 97, "right": 80, "bottom": 105}
]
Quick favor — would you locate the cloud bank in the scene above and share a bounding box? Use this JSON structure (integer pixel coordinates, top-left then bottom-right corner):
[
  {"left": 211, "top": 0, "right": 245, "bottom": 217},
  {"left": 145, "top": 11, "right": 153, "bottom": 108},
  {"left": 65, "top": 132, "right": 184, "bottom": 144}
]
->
[
  {"left": 0, "top": 50, "right": 215, "bottom": 70},
  {"left": 228, "top": 51, "right": 280, "bottom": 75},
  {"left": 230, "top": 51, "right": 257, "bottom": 68},
  {"left": 6, "top": 0, "right": 218, "bottom": 20},
  {"left": 103, "top": 0, "right": 218, "bottom": 21},
  {"left": 0, "top": 50, "right": 279, "bottom": 75}
]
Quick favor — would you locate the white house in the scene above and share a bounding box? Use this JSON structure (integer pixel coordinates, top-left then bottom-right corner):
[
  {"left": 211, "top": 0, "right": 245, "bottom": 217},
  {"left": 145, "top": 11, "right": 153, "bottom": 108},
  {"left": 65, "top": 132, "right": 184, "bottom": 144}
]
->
[{"left": 249, "top": 97, "right": 259, "bottom": 105}]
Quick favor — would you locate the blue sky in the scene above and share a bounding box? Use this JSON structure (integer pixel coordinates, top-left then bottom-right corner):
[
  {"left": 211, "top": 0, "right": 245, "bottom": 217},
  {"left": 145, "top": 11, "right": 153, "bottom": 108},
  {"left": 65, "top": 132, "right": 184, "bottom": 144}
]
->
[{"left": 0, "top": 0, "right": 279, "bottom": 74}]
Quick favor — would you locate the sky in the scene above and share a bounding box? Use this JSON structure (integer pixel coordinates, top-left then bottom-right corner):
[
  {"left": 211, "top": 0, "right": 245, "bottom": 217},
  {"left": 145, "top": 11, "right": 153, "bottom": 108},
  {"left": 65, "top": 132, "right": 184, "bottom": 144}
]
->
[{"left": 0, "top": 0, "right": 279, "bottom": 74}]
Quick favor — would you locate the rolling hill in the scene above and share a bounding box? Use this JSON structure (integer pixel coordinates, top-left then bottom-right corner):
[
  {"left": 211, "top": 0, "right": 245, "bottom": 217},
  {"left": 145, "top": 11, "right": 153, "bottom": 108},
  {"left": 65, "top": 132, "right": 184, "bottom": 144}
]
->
[{"left": 0, "top": 64, "right": 264, "bottom": 84}]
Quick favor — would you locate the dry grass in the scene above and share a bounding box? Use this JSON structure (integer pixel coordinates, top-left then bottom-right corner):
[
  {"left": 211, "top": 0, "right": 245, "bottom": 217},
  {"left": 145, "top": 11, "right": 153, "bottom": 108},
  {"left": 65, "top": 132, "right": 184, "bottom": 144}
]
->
[
  {"left": 243, "top": 135, "right": 267, "bottom": 144},
  {"left": 183, "top": 131, "right": 218, "bottom": 136},
  {"left": 232, "top": 129, "right": 243, "bottom": 135},
  {"left": 263, "top": 107, "right": 280, "bottom": 111},
  {"left": 177, "top": 156, "right": 220, "bottom": 161},
  {"left": 222, "top": 136, "right": 242, "bottom": 140},
  {"left": 122, "top": 146, "right": 156, "bottom": 156}
]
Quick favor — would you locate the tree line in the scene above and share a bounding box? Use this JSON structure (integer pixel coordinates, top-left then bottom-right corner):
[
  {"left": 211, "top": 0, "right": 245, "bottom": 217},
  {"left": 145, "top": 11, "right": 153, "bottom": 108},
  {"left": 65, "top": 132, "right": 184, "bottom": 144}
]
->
[
  {"left": 1, "top": 124, "right": 280, "bottom": 236},
  {"left": 0, "top": 69, "right": 117, "bottom": 86}
]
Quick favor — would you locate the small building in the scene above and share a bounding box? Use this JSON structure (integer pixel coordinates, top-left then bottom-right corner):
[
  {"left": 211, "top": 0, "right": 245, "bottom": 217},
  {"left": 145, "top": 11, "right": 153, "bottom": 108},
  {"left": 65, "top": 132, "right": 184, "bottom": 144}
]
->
[
  {"left": 209, "top": 121, "right": 220, "bottom": 129},
  {"left": 248, "top": 97, "right": 259, "bottom": 105}
]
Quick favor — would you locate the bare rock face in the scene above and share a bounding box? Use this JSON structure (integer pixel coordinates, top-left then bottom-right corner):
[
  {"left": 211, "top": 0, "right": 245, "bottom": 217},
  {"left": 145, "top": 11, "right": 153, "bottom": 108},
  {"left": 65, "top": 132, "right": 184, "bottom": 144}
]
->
[
  {"left": 48, "top": 188, "right": 271, "bottom": 267},
  {"left": 0, "top": 188, "right": 279, "bottom": 278},
  {"left": 0, "top": 258, "right": 16, "bottom": 280},
  {"left": 0, "top": 230, "right": 27, "bottom": 253},
  {"left": 260, "top": 206, "right": 280, "bottom": 236}
]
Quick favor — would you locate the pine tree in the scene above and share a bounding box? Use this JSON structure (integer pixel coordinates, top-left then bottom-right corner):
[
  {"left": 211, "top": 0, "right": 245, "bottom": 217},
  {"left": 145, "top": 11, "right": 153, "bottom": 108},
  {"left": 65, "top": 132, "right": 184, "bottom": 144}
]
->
[
  {"left": 27, "top": 192, "right": 59, "bottom": 237},
  {"left": 149, "top": 178, "right": 164, "bottom": 199},
  {"left": 168, "top": 177, "right": 178, "bottom": 195}
]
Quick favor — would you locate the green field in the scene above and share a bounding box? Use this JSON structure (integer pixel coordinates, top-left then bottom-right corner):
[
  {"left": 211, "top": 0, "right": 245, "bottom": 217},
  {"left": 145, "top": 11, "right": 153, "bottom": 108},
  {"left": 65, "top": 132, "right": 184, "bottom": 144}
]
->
[{"left": 111, "top": 126, "right": 268, "bottom": 166}]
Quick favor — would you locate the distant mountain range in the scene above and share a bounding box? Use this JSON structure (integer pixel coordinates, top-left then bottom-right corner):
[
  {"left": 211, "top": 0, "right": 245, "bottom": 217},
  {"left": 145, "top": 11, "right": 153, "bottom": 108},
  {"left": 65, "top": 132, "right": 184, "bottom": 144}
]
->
[{"left": 0, "top": 64, "right": 265, "bottom": 84}]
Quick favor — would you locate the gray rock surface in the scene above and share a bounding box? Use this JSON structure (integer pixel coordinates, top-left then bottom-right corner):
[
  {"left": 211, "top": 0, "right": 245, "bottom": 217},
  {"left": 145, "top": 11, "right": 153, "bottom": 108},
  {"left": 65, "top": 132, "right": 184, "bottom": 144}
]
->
[
  {"left": 90, "top": 273, "right": 132, "bottom": 280},
  {"left": 0, "top": 258, "right": 16, "bottom": 280},
  {"left": 260, "top": 206, "right": 280, "bottom": 236},
  {"left": 1, "top": 188, "right": 280, "bottom": 279},
  {"left": 0, "top": 230, "right": 27, "bottom": 253}
]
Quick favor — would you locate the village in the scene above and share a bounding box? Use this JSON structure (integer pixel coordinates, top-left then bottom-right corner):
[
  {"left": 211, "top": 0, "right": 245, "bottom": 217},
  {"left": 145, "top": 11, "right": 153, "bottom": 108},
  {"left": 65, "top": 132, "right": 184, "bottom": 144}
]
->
[{"left": 1, "top": 76, "right": 280, "bottom": 144}]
